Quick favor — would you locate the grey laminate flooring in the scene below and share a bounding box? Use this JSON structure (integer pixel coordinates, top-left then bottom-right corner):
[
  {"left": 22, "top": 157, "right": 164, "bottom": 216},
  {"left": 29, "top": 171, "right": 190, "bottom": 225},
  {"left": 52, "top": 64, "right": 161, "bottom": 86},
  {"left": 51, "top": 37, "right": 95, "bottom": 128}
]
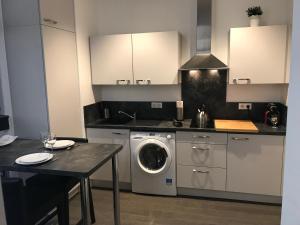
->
[{"left": 67, "top": 189, "right": 281, "bottom": 225}]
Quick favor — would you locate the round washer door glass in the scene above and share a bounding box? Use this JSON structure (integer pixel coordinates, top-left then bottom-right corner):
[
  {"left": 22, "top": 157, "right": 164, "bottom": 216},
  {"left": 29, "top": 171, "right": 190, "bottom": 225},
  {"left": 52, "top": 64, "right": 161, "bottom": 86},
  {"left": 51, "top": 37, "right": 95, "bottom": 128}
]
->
[{"left": 138, "top": 143, "right": 169, "bottom": 174}]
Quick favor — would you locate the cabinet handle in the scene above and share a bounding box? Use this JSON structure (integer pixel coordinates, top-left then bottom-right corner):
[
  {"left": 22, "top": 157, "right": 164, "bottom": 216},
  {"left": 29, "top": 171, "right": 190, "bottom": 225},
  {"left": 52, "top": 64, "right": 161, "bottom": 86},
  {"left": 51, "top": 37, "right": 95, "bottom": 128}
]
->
[
  {"left": 192, "top": 135, "right": 210, "bottom": 139},
  {"left": 136, "top": 79, "right": 151, "bottom": 85},
  {"left": 112, "top": 132, "right": 126, "bottom": 135},
  {"left": 192, "top": 146, "right": 210, "bottom": 151},
  {"left": 233, "top": 78, "right": 251, "bottom": 84},
  {"left": 231, "top": 137, "right": 249, "bottom": 141},
  {"left": 193, "top": 169, "right": 210, "bottom": 174},
  {"left": 43, "top": 18, "right": 58, "bottom": 25}
]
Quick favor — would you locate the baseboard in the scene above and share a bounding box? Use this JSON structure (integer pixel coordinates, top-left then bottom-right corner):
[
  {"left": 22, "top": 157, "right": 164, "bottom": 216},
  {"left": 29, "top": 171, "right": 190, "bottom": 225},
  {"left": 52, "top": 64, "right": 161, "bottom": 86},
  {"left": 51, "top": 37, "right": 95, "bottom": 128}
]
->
[
  {"left": 90, "top": 179, "right": 132, "bottom": 191},
  {"left": 177, "top": 188, "right": 282, "bottom": 204}
]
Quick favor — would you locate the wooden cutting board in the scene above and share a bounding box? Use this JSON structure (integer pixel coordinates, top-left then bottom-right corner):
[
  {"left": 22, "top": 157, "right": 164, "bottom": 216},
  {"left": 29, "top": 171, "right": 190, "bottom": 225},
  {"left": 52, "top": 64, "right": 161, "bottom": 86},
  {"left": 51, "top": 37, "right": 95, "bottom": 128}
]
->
[{"left": 214, "top": 120, "right": 259, "bottom": 132}]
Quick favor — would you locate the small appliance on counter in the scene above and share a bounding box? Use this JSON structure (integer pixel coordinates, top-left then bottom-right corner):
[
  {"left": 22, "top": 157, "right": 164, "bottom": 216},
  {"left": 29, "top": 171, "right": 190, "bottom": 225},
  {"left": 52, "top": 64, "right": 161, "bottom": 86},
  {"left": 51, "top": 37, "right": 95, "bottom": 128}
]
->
[
  {"left": 176, "top": 101, "right": 184, "bottom": 121},
  {"left": 264, "top": 103, "right": 280, "bottom": 128},
  {"left": 196, "top": 104, "right": 209, "bottom": 128},
  {"left": 173, "top": 101, "right": 184, "bottom": 127}
]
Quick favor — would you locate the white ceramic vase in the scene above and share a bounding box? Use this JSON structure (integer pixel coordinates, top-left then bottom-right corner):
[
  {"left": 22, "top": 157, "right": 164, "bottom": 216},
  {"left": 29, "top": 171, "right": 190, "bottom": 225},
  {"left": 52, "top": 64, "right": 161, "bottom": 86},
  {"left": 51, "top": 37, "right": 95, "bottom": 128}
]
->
[{"left": 249, "top": 15, "right": 261, "bottom": 27}]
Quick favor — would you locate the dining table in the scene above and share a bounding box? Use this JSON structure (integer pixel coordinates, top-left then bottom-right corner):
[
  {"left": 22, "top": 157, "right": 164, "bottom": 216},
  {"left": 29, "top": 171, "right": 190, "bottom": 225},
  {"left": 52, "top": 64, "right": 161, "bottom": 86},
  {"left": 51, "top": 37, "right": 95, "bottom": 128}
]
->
[{"left": 0, "top": 139, "right": 123, "bottom": 225}]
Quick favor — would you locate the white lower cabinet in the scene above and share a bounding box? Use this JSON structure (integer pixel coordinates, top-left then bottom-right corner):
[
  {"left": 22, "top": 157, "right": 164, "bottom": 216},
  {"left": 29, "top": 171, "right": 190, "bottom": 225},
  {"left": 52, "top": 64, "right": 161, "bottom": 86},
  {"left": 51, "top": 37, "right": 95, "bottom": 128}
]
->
[
  {"left": 177, "top": 142, "right": 226, "bottom": 168},
  {"left": 227, "top": 134, "right": 284, "bottom": 196},
  {"left": 177, "top": 165, "right": 226, "bottom": 191},
  {"left": 86, "top": 128, "right": 131, "bottom": 184},
  {"left": 176, "top": 132, "right": 228, "bottom": 192}
]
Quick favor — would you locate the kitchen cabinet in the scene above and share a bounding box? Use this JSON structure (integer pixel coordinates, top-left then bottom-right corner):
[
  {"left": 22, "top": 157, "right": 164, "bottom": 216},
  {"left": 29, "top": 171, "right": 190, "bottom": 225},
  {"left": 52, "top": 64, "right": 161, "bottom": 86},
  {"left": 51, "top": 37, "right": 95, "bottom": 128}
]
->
[
  {"left": 132, "top": 31, "right": 180, "bottom": 85},
  {"left": 39, "top": 0, "right": 75, "bottom": 32},
  {"left": 86, "top": 128, "right": 131, "bottom": 185},
  {"left": 176, "top": 132, "right": 227, "bottom": 191},
  {"left": 3, "top": 0, "right": 83, "bottom": 138},
  {"left": 90, "top": 31, "right": 180, "bottom": 85},
  {"left": 90, "top": 34, "right": 133, "bottom": 85},
  {"left": 227, "top": 134, "right": 284, "bottom": 196},
  {"left": 42, "top": 26, "right": 82, "bottom": 137},
  {"left": 229, "top": 25, "right": 288, "bottom": 84}
]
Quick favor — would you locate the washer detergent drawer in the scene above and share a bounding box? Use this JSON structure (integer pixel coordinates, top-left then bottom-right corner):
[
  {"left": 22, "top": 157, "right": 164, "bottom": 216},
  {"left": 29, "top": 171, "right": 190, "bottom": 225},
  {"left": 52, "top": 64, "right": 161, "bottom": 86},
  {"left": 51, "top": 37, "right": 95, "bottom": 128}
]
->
[
  {"left": 177, "top": 143, "right": 226, "bottom": 168},
  {"left": 176, "top": 132, "right": 227, "bottom": 144},
  {"left": 177, "top": 165, "right": 226, "bottom": 191}
]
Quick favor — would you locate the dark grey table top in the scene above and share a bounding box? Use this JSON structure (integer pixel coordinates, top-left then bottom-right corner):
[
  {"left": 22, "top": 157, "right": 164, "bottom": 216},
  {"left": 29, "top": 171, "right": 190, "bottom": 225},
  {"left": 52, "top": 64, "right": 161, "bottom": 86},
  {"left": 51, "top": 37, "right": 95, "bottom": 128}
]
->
[{"left": 0, "top": 139, "right": 122, "bottom": 178}]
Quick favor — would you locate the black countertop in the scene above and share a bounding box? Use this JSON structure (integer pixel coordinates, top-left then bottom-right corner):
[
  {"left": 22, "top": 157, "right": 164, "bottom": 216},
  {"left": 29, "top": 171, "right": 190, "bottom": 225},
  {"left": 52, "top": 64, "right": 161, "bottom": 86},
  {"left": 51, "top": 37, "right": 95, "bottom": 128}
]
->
[
  {"left": 85, "top": 119, "right": 286, "bottom": 136},
  {"left": 0, "top": 139, "right": 122, "bottom": 178}
]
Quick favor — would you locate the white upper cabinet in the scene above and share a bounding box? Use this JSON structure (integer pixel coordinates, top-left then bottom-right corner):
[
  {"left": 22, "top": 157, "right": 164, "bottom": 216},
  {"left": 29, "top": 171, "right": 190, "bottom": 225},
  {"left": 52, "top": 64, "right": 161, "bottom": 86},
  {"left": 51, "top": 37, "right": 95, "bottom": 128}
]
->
[
  {"left": 90, "top": 34, "right": 133, "bottom": 85},
  {"left": 132, "top": 31, "right": 180, "bottom": 85},
  {"left": 39, "top": 0, "right": 75, "bottom": 32},
  {"left": 229, "top": 25, "right": 288, "bottom": 84},
  {"left": 90, "top": 31, "right": 180, "bottom": 85}
]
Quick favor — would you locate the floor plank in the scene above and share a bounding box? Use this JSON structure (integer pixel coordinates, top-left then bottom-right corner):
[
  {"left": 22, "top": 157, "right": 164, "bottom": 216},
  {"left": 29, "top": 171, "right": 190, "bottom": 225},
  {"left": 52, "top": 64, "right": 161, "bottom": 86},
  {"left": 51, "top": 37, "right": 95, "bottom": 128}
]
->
[{"left": 69, "top": 189, "right": 281, "bottom": 225}]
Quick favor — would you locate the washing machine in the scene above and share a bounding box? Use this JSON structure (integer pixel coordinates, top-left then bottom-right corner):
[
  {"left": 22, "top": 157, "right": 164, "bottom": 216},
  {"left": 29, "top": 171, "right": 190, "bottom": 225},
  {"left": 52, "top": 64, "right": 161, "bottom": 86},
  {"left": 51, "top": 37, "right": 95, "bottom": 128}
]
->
[{"left": 130, "top": 132, "right": 177, "bottom": 196}]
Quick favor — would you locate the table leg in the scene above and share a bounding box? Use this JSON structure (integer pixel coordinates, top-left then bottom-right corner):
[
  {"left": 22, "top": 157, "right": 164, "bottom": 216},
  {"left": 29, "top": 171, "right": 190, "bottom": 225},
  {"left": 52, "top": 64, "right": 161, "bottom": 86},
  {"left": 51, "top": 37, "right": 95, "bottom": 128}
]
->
[
  {"left": 80, "top": 177, "right": 91, "bottom": 225},
  {"left": 112, "top": 154, "right": 120, "bottom": 225}
]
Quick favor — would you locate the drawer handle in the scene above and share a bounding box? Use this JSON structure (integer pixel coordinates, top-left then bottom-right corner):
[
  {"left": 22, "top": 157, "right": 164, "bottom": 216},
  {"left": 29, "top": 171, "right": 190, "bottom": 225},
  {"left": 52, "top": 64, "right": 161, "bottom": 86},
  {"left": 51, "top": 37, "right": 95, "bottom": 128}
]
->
[
  {"left": 192, "top": 146, "right": 210, "bottom": 151},
  {"left": 43, "top": 18, "right": 58, "bottom": 25},
  {"left": 193, "top": 169, "right": 210, "bottom": 174},
  {"left": 116, "top": 80, "right": 130, "bottom": 85},
  {"left": 192, "top": 135, "right": 210, "bottom": 139},
  {"left": 112, "top": 132, "right": 126, "bottom": 135},
  {"left": 232, "top": 137, "right": 249, "bottom": 141}
]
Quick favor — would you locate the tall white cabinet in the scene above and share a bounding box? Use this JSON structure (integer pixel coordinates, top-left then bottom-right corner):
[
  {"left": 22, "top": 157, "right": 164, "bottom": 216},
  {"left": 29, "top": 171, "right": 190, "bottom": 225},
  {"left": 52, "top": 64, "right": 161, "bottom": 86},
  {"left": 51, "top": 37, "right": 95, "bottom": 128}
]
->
[{"left": 2, "top": 0, "right": 83, "bottom": 138}]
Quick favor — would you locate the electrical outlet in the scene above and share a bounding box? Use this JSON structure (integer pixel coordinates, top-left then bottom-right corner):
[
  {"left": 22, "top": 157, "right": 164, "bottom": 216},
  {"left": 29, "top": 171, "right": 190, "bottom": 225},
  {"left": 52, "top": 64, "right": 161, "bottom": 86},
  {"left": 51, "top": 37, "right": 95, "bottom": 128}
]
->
[
  {"left": 151, "top": 102, "right": 163, "bottom": 109},
  {"left": 238, "top": 103, "right": 252, "bottom": 110}
]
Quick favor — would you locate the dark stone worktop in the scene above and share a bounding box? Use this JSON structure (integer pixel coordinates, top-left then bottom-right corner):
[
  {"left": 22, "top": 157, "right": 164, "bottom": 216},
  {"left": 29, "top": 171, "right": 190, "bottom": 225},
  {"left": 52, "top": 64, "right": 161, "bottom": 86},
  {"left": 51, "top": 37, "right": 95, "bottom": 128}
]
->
[{"left": 85, "top": 119, "right": 286, "bottom": 136}]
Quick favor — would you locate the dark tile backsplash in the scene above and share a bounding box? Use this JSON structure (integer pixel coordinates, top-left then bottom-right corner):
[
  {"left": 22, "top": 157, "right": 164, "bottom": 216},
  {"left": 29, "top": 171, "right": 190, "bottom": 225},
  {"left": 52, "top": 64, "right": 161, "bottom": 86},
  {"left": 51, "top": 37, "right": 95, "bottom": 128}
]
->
[
  {"left": 84, "top": 101, "right": 177, "bottom": 122},
  {"left": 84, "top": 69, "right": 287, "bottom": 126}
]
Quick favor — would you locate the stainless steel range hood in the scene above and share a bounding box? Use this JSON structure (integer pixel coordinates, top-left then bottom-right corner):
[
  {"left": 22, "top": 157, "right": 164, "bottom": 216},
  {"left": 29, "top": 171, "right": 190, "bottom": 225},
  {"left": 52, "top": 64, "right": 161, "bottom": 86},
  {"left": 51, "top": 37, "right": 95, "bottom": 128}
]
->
[{"left": 180, "top": 0, "right": 228, "bottom": 70}]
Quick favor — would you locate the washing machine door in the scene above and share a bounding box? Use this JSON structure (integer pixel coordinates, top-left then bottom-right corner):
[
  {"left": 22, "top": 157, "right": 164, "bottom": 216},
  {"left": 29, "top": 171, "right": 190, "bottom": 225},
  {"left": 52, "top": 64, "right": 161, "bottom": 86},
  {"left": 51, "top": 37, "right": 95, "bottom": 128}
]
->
[{"left": 136, "top": 139, "right": 172, "bottom": 175}]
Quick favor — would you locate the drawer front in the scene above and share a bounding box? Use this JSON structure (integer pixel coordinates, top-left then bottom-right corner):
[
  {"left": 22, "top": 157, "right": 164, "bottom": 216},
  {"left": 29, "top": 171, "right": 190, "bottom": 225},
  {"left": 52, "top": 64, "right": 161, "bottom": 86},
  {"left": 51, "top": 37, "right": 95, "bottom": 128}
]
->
[
  {"left": 176, "top": 131, "right": 227, "bottom": 144},
  {"left": 177, "top": 165, "right": 226, "bottom": 191},
  {"left": 86, "top": 128, "right": 129, "bottom": 143},
  {"left": 177, "top": 143, "right": 226, "bottom": 168}
]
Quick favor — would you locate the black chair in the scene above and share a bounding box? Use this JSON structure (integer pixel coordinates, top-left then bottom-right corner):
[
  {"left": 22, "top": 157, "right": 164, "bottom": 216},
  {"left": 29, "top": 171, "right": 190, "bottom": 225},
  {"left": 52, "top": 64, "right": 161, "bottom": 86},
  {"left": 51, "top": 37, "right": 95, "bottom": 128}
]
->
[{"left": 2, "top": 177, "right": 67, "bottom": 225}]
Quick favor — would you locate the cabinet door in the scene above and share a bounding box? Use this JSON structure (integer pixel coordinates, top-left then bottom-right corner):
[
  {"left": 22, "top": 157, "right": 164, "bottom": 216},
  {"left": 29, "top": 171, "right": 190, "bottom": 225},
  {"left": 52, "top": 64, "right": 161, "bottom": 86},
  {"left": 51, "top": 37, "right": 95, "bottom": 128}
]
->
[
  {"left": 39, "top": 0, "right": 75, "bottom": 32},
  {"left": 229, "top": 25, "right": 287, "bottom": 84},
  {"left": 177, "top": 165, "right": 226, "bottom": 191},
  {"left": 42, "top": 26, "right": 83, "bottom": 138},
  {"left": 132, "top": 31, "right": 180, "bottom": 85},
  {"left": 90, "top": 34, "right": 133, "bottom": 85},
  {"left": 227, "top": 134, "right": 284, "bottom": 196},
  {"left": 87, "top": 129, "right": 131, "bottom": 183}
]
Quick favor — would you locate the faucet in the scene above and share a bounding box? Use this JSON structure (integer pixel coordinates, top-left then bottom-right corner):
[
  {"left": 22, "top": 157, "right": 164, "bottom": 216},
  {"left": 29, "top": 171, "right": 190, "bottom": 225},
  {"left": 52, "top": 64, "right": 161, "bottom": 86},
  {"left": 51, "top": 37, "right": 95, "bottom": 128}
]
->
[{"left": 118, "top": 110, "right": 136, "bottom": 121}]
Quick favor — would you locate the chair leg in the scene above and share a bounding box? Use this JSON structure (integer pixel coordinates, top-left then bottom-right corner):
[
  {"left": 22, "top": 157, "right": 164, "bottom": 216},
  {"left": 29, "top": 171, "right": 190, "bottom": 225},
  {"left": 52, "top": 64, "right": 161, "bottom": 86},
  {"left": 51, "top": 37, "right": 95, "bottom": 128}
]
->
[
  {"left": 57, "top": 196, "right": 69, "bottom": 225},
  {"left": 88, "top": 180, "right": 96, "bottom": 224}
]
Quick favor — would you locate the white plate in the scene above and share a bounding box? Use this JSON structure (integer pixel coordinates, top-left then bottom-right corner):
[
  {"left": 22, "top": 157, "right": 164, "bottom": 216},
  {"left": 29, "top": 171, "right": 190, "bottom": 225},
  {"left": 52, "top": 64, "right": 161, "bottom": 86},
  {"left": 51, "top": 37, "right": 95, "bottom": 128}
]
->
[
  {"left": 45, "top": 140, "right": 75, "bottom": 150},
  {"left": 15, "top": 153, "right": 53, "bottom": 165},
  {"left": 0, "top": 135, "right": 18, "bottom": 147}
]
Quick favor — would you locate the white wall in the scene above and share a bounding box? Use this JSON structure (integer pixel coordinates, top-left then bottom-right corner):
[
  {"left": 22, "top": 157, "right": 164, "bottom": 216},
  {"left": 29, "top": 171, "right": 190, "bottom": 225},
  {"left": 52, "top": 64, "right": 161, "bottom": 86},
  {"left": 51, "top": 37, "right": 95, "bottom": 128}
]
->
[
  {"left": 0, "top": 4, "right": 7, "bottom": 225},
  {"left": 212, "top": 0, "right": 292, "bottom": 103},
  {"left": 281, "top": 0, "right": 300, "bottom": 224},
  {"left": 75, "top": 0, "right": 292, "bottom": 105},
  {"left": 0, "top": 0, "right": 13, "bottom": 135}
]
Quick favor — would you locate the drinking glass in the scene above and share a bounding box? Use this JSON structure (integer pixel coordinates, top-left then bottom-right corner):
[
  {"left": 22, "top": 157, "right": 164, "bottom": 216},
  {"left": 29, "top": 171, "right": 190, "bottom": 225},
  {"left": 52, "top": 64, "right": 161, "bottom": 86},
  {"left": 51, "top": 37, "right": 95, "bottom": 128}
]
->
[{"left": 40, "top": 132, "right": 56, "bottom": 151}]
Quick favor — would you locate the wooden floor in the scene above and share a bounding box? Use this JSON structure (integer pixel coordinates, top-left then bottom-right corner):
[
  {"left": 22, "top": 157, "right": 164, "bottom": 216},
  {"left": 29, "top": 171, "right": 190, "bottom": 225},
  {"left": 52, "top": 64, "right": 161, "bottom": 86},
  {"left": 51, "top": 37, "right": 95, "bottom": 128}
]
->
[{"left": 67, "top": 189, "right": 281, "bottom": 225}]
